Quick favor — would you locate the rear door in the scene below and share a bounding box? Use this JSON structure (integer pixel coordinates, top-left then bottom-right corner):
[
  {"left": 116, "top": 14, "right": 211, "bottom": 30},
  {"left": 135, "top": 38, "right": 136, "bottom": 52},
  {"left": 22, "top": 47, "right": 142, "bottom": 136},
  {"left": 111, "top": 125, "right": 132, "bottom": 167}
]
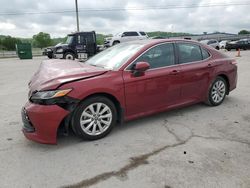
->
[
  {"left": 176, "top": 42, "right": 213, "bottom": 103},
  {"left": 123, "top": 43, "right": 182, "bottom": 118}
]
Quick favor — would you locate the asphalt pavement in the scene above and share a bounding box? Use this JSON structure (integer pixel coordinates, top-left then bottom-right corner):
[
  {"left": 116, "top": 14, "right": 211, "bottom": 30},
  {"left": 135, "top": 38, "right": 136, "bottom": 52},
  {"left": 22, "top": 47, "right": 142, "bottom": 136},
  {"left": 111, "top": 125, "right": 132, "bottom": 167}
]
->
[{"left": 0, "top": 51, "right": 249, "bottom": 188}]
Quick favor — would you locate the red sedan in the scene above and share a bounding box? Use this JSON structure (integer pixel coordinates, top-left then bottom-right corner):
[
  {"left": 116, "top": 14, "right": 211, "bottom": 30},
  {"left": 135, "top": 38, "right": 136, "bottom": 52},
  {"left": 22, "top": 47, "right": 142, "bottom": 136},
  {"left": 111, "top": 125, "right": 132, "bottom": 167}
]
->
[{"left": 22, "top": 39, "right": 237, "bottom": 144}]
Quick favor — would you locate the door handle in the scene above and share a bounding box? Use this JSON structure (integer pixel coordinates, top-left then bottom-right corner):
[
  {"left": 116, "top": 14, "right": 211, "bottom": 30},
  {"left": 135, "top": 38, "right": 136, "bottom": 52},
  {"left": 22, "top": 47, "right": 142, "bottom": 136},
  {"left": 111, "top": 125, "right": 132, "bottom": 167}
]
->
[
  {"left": 169, "top": 70, "right": 180, "bottom": 75},
  {"left": 207, "top": 63, "right": 213, "bottom": 68}
]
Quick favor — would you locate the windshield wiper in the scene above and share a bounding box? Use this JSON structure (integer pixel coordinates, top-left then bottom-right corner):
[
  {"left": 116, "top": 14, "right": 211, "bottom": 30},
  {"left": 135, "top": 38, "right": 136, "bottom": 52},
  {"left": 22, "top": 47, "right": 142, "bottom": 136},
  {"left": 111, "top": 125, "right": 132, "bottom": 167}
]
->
[{"left": 90, "top": 64, "right": 106, "bottom": 68}]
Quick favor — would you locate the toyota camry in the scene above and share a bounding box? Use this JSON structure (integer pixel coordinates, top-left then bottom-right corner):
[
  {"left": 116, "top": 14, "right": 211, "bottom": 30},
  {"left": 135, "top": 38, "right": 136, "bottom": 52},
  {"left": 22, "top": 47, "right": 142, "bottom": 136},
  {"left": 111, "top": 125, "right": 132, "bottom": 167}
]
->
[{"left": 22, "top": 39, "right": 237, "bottom": 144}]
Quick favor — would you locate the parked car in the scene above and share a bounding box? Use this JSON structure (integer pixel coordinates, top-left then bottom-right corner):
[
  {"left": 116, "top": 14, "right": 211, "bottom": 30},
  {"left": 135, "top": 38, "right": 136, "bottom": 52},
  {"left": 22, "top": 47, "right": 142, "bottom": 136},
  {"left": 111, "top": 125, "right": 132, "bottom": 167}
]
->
[
  {"left": 22, "top": 39, "right": 237, "bottom": 144},
  {"left": 200, "top": 39, "right": 220, "bottom": 50},
  {"left": 219, "top": 40, "right": 228, "bottom": 49},
  {"left": 104, "top": 31, "right": 148, "bottom": 47},
  {"left": 43, "top": 31, "right": 98, "bottom": 60},
  {"left": 225, "top": 39, "right": 250, "bottom": 51}
]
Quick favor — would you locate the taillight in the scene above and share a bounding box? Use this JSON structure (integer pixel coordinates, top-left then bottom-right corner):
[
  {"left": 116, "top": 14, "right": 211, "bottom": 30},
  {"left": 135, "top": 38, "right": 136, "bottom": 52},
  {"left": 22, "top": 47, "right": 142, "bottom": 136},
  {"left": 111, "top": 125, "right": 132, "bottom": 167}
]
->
[{"left": 231, "top": 60, "right": 237, "bottom": 65}]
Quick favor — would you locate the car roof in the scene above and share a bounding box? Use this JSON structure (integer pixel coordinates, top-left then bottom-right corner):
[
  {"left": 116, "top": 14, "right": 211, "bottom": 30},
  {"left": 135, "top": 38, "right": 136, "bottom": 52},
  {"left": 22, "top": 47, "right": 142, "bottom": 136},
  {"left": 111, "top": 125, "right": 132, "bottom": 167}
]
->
[{"left": 125, "top": 39, "right": 202, "bottom": 47}]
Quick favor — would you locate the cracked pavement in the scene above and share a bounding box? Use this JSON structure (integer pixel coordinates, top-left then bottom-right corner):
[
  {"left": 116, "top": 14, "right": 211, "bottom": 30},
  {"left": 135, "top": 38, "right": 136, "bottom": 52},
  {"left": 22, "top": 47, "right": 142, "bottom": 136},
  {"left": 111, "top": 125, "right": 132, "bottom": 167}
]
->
[{"left": 0, "top": 51, "right": 250, "bottom": 188}]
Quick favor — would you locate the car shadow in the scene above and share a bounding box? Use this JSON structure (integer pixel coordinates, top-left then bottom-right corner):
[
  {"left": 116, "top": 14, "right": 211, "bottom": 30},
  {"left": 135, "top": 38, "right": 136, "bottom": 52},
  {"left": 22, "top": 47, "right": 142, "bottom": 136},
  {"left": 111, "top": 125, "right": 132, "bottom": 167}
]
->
[
  {"left": 56, "top": 102, "right": 207, "bottom": 146},
  {"left": 26, "top": 96, "right": 238, "bottom": 149}
]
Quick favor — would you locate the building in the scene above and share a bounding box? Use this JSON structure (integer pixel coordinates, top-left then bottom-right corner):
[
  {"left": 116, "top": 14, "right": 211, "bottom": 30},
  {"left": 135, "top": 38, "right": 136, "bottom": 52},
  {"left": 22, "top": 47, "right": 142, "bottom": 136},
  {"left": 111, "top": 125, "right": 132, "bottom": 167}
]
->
[{"left": 172, "top": 32, "right": 250, "bottom": 41}]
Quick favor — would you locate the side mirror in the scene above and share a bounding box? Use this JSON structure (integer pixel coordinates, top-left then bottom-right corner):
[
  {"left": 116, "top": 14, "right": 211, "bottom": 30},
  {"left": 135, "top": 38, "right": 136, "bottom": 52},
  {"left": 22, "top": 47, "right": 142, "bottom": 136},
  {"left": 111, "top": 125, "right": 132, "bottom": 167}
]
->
[{"left": 132, "top": 62, "right": 150, "bottom": 77}]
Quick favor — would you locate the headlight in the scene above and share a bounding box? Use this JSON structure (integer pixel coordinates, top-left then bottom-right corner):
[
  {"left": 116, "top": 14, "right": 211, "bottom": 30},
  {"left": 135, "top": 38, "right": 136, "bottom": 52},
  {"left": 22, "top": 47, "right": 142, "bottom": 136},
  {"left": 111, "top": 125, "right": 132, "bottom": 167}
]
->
[
  {"left": 56, "top": 48, "right": 63, "bottom": 53},
  {"left": 31, "top": 89, "right": 72, "bottom": 100}
]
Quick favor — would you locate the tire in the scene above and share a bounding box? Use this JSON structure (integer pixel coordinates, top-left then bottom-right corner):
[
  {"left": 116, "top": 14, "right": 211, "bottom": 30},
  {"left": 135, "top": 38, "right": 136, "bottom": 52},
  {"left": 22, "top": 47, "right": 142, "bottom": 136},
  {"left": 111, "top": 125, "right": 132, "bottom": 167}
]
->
[
  {"left": 206, "top": 76, "right": 228, "bottom": 106},
  {"left": 227, "top": 48, "right": 231, "bottom": 51},
  {"left": 72, "top": 96, "right": 117, "bottom": 140},
  {"left": 47, "top": 54, "right": 53, "bottom": 59},
  {"left": 215, "top": 46, "right": 220, "bottom": 50},
  {"left": 64, "top": 52, "right": 75, "bottom": 60},
  {"left": 112, "top": 41, "right": 120, "bottom": 46}
]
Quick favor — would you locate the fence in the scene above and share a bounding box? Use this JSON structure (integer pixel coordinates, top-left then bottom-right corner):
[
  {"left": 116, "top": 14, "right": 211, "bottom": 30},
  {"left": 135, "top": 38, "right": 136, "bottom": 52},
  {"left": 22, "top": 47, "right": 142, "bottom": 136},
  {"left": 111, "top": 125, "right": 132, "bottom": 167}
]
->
[{"left": 0, "top": 49, "right": 43, "bottom": 58}]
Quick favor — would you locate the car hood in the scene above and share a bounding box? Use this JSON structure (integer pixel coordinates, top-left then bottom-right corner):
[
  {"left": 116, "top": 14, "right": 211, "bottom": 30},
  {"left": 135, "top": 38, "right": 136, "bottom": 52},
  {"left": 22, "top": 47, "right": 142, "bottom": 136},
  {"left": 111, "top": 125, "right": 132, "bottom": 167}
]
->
[
  {"left": 29, "top": 59, "right": 108, "bottom": 93},
  {"left": 56, "top": 43, "right": 68, "bottom": 48}
]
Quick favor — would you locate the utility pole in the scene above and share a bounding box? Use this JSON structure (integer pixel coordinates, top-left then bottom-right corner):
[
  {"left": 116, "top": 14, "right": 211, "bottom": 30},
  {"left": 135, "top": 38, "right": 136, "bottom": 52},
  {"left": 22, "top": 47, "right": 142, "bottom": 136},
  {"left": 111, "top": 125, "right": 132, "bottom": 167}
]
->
[{"left": 75, "top": 0, "right": 80, "bottom": 32}]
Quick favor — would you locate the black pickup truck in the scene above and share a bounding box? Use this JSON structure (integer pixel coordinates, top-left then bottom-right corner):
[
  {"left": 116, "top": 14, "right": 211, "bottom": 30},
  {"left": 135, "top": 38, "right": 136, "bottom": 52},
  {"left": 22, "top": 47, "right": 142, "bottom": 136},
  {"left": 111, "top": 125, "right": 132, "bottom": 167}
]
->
[
  {"left": 225, "top": 39, "right": 250, "bottom": 51},
  {"left": 43, "top": 31, "right": 99, "bottom": 60}
]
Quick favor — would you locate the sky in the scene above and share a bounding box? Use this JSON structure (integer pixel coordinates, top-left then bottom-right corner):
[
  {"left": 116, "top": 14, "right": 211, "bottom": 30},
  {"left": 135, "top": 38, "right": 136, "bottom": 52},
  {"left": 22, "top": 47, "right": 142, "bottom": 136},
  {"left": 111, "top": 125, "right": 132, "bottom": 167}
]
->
[{"left": 0, "top": 0, "right": 250, "bottom": 38}]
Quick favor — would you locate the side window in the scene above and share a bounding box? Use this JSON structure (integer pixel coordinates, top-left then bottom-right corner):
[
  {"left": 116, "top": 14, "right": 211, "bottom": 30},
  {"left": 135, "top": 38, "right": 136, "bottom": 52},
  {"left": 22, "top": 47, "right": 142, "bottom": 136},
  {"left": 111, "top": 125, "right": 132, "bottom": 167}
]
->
[
  {"left": 177, "top": 43, "right": 203, "bottom": 64},
  {"left": 139, "top": 32, "right": 146, "bottom": 36},
  {"left": 77, "top": 35, "right": 81, "bottom": 44},
  {"left": 208, "top": 40, "right": 216, "bottom": 45},
  {"left": 130, "top": 32, "right": 139, "bottom": 36},
  {"left": 122, "top": 32, "right": 129, "bottom": 37},
  {"left": 201, "top": 48, "right": 210, "bottom": 59},
  {"left": 132, "top": 43, "right": 175, "bottom": 69},
  {"left": 85, "top": 34, "right": 95, "bottom": 44}
]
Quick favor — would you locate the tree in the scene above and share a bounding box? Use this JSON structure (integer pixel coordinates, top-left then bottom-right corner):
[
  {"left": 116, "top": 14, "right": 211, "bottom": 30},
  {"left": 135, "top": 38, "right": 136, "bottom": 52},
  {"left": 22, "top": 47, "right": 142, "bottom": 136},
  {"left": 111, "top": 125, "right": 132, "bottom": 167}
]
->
[
  {"left": 32, "top": 32, "right": 52, "bottom": 48},
  {"left": 238, "top": 30, "right": 250, "bottom": 35},
  {"left": 1, "top": 36, "right": 21, "bottom": 50}
]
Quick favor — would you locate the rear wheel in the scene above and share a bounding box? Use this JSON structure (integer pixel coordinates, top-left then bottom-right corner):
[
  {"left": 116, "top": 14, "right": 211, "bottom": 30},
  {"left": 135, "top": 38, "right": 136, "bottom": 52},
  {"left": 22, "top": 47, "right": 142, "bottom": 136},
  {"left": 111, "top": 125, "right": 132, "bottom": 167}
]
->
[
  {"left": 206, "top": 76, "right": 227, "bottom": 106},
  {"left": 64, "top": 52, "right": 75, "bottom": 60},
  {"left": 72, "top": 96, "right": 117, "bottom": 140}
]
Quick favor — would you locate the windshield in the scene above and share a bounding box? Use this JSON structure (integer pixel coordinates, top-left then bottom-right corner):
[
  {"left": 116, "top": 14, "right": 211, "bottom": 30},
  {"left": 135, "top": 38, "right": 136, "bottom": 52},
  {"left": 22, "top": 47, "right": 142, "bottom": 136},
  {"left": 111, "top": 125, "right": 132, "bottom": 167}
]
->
[
  {"left": 85, "top": 43, "right": 145, "bottom": 70},
  {"left": 65, "top": 35, "right": 74, "bottom": 44},
  {"left": 115, "top": 32, "right": 122, "bottom": 36}
]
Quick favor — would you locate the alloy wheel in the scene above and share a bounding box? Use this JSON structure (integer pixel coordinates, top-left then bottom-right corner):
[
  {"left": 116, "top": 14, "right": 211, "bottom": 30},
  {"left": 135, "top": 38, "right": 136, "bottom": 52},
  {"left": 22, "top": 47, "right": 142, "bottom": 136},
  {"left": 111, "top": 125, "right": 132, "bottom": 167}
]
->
[
  {"left": 80, "top": 103, "right": 112, "bottom": 136},
  {"left": 211, "top": 80, "right": 226, "bottom": 104}
]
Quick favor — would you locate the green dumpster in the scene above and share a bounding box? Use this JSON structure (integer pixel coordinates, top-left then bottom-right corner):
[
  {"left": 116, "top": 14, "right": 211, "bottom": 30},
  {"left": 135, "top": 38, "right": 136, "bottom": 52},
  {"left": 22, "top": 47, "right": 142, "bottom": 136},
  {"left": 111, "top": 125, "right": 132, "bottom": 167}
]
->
[{"left": 16, "top": 43, "right": 32, "bottom": 59}]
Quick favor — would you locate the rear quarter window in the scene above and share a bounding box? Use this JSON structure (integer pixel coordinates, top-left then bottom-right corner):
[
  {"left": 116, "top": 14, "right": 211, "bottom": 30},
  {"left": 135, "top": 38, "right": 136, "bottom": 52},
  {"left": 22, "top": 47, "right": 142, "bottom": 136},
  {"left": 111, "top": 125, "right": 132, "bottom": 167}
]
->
[{"left": 201, "top": 48, "right": 210, "bottom": 59}]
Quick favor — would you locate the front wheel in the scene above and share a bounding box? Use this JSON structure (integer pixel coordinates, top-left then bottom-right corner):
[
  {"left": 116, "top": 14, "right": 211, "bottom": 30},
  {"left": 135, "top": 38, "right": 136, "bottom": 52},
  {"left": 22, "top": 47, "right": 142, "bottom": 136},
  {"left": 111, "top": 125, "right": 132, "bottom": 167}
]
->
[
  {"left": 112, "top": 41, "right": 120, "bottom": 46},
  {"left": 206, "top": 77, "right": 228, "bottom": 106},
  {"left": 47, "top": 54, "right": 53, "bottom": 59},
  {"left": 72, "top": 96, "right": 117, "bottom": 140},
  {"left": 64, "top": 52, "right": 75, "bottom": 60}
]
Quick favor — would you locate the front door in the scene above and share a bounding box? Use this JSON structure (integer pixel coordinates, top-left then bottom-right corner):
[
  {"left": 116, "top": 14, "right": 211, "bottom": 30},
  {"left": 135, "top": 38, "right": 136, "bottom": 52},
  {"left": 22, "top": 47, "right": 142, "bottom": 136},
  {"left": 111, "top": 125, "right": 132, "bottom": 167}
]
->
[{"left": 123, "top": 43, "right": 182, "bottom": 118}]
